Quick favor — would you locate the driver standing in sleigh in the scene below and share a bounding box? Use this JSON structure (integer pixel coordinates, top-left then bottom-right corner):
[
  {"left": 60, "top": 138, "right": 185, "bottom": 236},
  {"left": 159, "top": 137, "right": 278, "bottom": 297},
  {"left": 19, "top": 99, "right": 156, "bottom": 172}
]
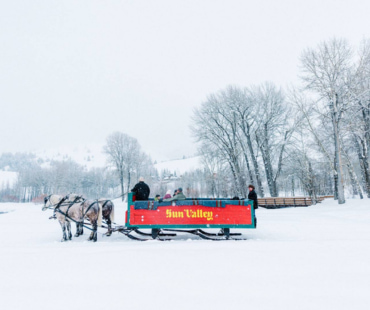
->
[{"left": 131, "top": 177, "right": 150, "bottom": 201}]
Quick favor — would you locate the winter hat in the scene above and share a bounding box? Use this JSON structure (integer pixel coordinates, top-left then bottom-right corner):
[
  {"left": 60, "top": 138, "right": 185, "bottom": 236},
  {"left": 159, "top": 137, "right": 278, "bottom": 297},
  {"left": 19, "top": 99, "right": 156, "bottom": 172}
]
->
[{"left": 178, "top": 187, "right": 183, "bottom": 192}]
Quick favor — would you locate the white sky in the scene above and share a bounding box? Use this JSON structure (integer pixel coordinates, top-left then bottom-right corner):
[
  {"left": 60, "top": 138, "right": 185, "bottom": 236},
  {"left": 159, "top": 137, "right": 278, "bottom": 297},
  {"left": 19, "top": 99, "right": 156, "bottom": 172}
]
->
[{"left": 1, "top": 0, "right": 370, "bottom": 161}]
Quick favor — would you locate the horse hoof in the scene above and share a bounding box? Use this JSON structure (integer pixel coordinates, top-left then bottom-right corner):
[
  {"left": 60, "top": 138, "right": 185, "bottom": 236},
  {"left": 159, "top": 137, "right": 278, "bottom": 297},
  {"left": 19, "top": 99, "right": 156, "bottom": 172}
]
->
[{"left": 74, "top": 234, "right": 79, "bottom": 237}]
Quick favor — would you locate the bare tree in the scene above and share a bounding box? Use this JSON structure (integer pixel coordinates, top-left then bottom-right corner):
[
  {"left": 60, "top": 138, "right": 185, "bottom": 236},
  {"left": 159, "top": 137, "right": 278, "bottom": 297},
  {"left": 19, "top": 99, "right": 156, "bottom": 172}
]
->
[
  {"left": 347, "top": 39, "right": 370, "bottom": 197},
  {"left": 223, "top": 86, "right": 265, "bottom": 197},
  {"left": 253, "top": 83, "right": 296, "bottom": 197},
  {"left": 103, "top": 132, "right": 141, "bottom": 200},
  {"left": 192, "top": 91, "right": 247, "bottom": 197},
  {"left": 300, "top": 38, "right": 352, "bottom": 204},
  {"left": 198, "top": 142, "right": 231, "bottom": 197}
]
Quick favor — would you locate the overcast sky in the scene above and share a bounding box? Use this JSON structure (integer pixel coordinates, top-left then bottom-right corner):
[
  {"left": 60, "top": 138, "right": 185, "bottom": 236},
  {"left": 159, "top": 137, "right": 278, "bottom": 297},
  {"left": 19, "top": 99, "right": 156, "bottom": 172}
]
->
[{"left": 1, "top": 0, "right": 370, "bottom": 162}]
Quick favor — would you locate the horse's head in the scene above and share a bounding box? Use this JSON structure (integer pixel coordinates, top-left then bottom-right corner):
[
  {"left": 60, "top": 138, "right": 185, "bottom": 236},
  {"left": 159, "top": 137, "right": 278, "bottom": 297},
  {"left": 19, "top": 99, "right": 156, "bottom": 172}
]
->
[
  {"left": 42, "top": 195, "right": 52, "bottom": 211},
  {"left": 42, "top": 194, "right": 63, "bottom": 211}
]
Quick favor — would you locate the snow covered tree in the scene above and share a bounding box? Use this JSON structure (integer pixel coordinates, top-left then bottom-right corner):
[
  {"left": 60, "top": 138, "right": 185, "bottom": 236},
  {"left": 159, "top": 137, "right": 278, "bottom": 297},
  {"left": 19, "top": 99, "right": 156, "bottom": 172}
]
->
[
  {"left": 346, "top": 39, "right": 370, "bottom": 197},
  {"left": 300, "top": 38, "right": 352, "bottom": 204},
  {"left": 103, "top": 132, "right": 142, "bottom": 200},
  {"left": 192, "top": 91, "right": 247, "bottom": 197},
  {"left": 103, "top": 132, "right": 154, "bottom": 200},
  {"left": 220, "top": 86, "right": 265, "bottom": 197},
  {"left": 252, "top": 83, "right": 296, "bottom": 197}
]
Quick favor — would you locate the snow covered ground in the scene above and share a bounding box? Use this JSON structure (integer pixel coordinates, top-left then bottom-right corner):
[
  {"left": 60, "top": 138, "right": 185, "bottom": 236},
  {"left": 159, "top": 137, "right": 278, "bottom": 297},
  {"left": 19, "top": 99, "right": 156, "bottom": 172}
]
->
[{"left": 1, "top": 198, "right": 369, "bottom": 310}]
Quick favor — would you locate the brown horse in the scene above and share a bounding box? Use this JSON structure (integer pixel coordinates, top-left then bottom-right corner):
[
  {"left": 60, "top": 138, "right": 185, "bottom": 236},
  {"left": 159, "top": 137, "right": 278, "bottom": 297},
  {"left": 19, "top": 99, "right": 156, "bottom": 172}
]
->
[{"left": 43, "top": 194, "right": 102, "bottom": 242}]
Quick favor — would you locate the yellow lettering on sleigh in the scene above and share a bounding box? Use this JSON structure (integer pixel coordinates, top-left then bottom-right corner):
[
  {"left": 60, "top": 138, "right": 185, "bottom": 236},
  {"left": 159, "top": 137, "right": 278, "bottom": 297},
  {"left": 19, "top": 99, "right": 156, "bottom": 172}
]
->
[
  {"left": 166, "top": 209, "right": 184, "bottom": 219},
  {"left": 181, "top": 209, "right": 214, "bottom": 221},
  {"left": 205, "top": 211, "right": 213, "bottom": 221},
  {"left": 166, "top": 209, "right": 172, "bottom": 218},
  {"left": 184, "top": 209, "right": 191, "bottom": 218}
]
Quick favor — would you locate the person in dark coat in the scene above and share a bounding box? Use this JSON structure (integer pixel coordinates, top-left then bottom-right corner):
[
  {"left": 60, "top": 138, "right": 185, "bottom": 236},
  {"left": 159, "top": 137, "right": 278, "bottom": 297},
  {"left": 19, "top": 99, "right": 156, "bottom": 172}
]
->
[
  {"left": 247, "top": 184, "right": 258, "bottom": 209},
  {"left": 131, "top": 177, "right": 150, "bottom": 201}
]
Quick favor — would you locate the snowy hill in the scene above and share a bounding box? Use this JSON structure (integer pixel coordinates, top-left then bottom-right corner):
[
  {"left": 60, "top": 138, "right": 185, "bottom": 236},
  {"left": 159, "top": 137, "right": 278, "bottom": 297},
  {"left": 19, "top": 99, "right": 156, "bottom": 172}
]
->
[
  {"left": 155, "top": 156, "right": 202, "bottom": 175},
  {"left": 35, "top": 145, "right": 202, "bottom": 175},
  {"left": 35, "top": 144, "right": 107, "bottom": 169}
]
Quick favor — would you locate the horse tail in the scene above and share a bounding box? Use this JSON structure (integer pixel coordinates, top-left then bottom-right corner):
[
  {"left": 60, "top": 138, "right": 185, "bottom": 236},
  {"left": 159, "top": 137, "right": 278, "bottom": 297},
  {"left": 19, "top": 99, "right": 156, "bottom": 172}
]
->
[
  {"left": 110, "top": 201, "right": 115, "bottom": 222},
  {"left": 97, "top": 201, "right": 103, "bottom": 227}
]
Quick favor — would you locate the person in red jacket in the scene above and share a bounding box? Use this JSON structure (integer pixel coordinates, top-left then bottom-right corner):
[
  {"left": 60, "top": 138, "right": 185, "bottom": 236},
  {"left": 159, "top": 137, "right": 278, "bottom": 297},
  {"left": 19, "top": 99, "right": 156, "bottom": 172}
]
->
[{"left": 163, "top": 190, "right": 172, "bottom": 200}]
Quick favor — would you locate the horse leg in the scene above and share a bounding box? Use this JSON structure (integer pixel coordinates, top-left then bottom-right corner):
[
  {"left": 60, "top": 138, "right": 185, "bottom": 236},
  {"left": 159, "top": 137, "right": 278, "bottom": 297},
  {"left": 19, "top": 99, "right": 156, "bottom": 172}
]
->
[
  {"left": 74, "top": 222, "right": 80, "bottom": 237},
  {"left": 88, "top": 218, "right": 94, "bottom": 241},
  {"left": 59, "top": 221, "right": 67, "bottom": 242},
  {"left": 92, "top": 220, "right": 98, "bottom": 242},
  {"left": 75, "top": 222, "right": 83, "bottom": 237},
  {"left": 106, "top": 216, "right": 112, "bottom": 237},
  {"left": 67, "top": 221, "right": 72, "bottom": 240}
]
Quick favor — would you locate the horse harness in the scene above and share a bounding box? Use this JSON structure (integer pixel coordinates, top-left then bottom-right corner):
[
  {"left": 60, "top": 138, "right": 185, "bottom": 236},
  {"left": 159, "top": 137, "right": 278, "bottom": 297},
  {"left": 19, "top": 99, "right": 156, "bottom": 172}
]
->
[
  {"left": 50, "top": 196, "right": 96, "bottom": 232},
  {"left": 49, "top": 196, "right": 101, "bottom": 220},
  {"left": 65, "top": 196, "right": 84, "bottom": 220},
  {"left": 101, "top": 199, "right": 111, "bottom": 210},
  {"left": 52, "top": 196, "right": 83, "bottom": 221},
  {"left": 54, "top": 196, "right": 67, "bottom": 216},
  {"left": 83, "top": 200, "right": 99, "bottom": 217}
]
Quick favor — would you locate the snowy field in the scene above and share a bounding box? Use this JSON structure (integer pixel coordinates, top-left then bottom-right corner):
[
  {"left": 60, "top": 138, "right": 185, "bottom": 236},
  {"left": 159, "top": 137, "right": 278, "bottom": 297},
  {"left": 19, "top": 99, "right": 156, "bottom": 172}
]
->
[{"left": 1, "top": 199, "right": 369, "bottom": 310}]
